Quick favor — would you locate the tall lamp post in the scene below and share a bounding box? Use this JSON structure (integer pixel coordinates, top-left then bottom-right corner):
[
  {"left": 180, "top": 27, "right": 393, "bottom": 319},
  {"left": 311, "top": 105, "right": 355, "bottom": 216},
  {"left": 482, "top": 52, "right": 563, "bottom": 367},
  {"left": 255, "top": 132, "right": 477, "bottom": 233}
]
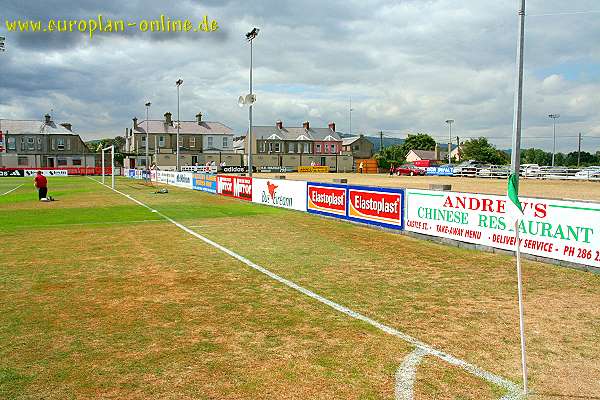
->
[
  {"left": 145, "top": 101, "right": 151, "bottom": 169},
  {"left": 445, "top": 119, "right": 454, "bottom": 164},
  {"left": 548, "top": 113, "right": 560, "bottom": 167},
  {"left": 176, "top": 79, "right": 183, "bottom": 171},
  {"left": 246, "top": 27, "right": 259, "bottom": 176}
]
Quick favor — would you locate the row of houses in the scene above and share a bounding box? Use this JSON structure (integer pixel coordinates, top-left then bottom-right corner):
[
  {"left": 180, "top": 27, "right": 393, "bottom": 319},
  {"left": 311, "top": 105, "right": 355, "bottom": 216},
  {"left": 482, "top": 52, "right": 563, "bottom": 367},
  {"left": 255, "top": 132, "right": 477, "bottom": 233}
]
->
[{"left": 0, "top": 111, "right": 455, "bottom": 170}]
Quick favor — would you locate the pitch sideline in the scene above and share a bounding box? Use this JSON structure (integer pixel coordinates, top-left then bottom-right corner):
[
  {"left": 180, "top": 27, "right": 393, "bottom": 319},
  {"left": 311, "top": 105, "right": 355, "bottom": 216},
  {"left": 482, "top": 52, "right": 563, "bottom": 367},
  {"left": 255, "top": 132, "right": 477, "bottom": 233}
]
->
[{"left": 90, "top": 177, "right": 524, "bottom": 399}]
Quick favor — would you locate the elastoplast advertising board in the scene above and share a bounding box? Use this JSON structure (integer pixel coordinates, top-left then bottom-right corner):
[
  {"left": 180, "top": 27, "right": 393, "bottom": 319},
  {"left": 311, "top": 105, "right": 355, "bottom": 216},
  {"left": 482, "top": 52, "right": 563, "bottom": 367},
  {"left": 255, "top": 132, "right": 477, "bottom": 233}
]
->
[
  {"left": 306, "top": 182, "right": 347, "bottom": 218},
  {"left": 347, "top": 185, "right": 404, "bottom": 230},
  {"left": 252, "top": 178, "right": 307, "bottom": 211},
  {"left": 405, "top": 189, "right": 600, "bottom": 268},
  {"left": 192, "top": 173, "right": 217, "bottom": 193},
  {"left": 217, "top": 175, "right": 252, "bottom": 201}
]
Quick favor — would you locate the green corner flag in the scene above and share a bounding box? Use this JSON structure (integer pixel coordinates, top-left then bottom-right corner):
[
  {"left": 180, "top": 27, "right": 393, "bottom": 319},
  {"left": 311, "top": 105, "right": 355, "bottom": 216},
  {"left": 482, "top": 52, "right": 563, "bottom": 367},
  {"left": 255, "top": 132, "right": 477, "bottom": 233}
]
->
[{"left": 507, "top": 173, "right": 523, "bottom": 226}]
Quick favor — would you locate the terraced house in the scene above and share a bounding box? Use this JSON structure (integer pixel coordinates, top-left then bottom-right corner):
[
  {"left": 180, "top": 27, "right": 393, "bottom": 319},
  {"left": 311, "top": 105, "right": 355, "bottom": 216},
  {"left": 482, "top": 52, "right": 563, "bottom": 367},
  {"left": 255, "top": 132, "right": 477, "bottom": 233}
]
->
[
  {"left": 0, "top": 114, "right": 95, "bottom": 169},
  {"left": 245, "top": 120, "right": 343, "bottom": 156},
  {"left": 126, "top": 111, "right": 234, "bottom": 168}
]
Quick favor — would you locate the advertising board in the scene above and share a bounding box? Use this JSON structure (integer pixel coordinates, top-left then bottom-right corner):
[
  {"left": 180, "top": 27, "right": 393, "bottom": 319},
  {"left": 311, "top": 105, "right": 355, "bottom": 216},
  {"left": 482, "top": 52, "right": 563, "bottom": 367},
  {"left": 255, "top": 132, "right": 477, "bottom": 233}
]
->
[
  {"left": 0, "top": 169, "right": 24, "bottom": 177},
  {"left": 222, "top": 166, "right": 248, "bottom": 174},
  {"left": 298, "top": 166, "right": 330, "bottom": 173},
  {"left": 192, "top": 173, "right": 217, "bottom": 193},
  {"left": 172, "top": 172, "right": 193, "bottom": 189},
  {"left": 252, "top": 178, "right": 307, "bottom": 211},
  {"left": 347, "top": 185, "right": 404, "bottom": 230},
  {"left": 23, "top": 169, "right": 68, "bottom": 177},
  {"left": 306, "top": 182, "right": 347, "bottom": 218},
  {"left": 426, "top": 166, "right": 454, "bottom": 176},
  {"left": 216, "top": 175, "right": 252, "bottom": 201},
  {"left": 405, "top": 189, "right": 600, "bottom": 268},
  {"left": 259, "top": 166, "right": 293, "bottom": 173}
]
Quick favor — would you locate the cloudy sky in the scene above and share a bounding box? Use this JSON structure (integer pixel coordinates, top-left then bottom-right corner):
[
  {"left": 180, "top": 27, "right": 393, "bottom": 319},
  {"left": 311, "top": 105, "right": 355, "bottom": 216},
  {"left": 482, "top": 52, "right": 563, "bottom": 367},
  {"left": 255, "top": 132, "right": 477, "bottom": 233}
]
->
[{"left": 1, "top": 0, "right": 599, "bottom": 152}]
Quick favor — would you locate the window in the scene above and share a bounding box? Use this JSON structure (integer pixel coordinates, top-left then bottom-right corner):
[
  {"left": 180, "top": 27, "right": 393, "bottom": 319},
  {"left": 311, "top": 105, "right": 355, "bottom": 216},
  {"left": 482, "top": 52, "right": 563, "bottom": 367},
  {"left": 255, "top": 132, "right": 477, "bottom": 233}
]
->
[
  {"left": 67, "top": 138, "right": 71, "bottom": 151},
  {"left": 223, "top": 137, "right": 228, "bottom": 148},
  {"left": 159, "top": 136, "right": 165, "bottom": 146},
  {"left": 353, "top": 145, "right": 359, "bottom": 151},
  {"left": 72, "top": 158, "right": 82, "bottom": 166},
  {"left": 37, "top": 137, "right": 42, "bottom": 150},
  {"left": 18, "top": 156, "right": 28, "bottom": 166},
  {"left": 207, "top": 136, "right": 213, "bottom": 148},
  {"left": 7, "top": 137, "right": 16, "bottom": 150},
  {"left": 316, "top": 144, "right": 322, "bottom": 153},
  {"left": 289, "top": 142, "right": 296, "bottom": 153},
  {"left": 27, "top": 137, "right": 35, "bottom": 150},
  {"left": 57, "top": 138, "right": 65, "bottom": 150},
  {"left": 274, "top": 142, "right": 280, "bottom": 152},
  {"left": 21, "top": 137, "right": 25, "bottom": 151},
  {"left": 190, "top": 137, "right": 196, "bottom": 147},
  {"left": 259, "top": 141, "right": 265, "bottom": 152},
  {"left": 140, "top": 158, "right": 147, "bottom": 167},
  {"left": 331, "top": 144, "right": 335, "bottom": 153},
  {"left": 141, "top": 136, "right": 146, "bottom": 143},
  {"left": 303, "top": 143, "right": 310, "bottom": 153},
  {"left": 268, "top": 142, "right": 273, "bottom": 153},
  {"left": 51, "top": 138, "right": 55, "bottom": 150},
  {"left": 57, "top": 158, "right": 67, "bottom": 166}
]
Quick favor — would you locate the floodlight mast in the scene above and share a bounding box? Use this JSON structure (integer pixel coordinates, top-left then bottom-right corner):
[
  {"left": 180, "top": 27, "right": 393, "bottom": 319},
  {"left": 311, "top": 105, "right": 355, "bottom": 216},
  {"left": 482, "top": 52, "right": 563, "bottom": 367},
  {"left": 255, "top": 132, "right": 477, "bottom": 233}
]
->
[
  {"left": 145, "top": 102, "right": 151, "bottom": 170},
  {"left": 548, "top": 114, "right": 560, "bottom": 167},
  {"left": 445, "top": 119, "right": 454, "bottom": 164},
  {"left": 176, "top": 79, "right": 183, "bottom": 171},
  {"left": 246, "top": 27, "right": 259, "bottom": 176}
]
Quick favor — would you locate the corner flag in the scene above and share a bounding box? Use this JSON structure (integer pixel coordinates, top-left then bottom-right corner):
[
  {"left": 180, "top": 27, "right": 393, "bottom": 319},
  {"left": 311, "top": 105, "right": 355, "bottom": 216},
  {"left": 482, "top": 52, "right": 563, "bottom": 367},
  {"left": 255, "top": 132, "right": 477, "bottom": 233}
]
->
[{"left": 507, "top": 173, "right": 524, "bottom": 226}]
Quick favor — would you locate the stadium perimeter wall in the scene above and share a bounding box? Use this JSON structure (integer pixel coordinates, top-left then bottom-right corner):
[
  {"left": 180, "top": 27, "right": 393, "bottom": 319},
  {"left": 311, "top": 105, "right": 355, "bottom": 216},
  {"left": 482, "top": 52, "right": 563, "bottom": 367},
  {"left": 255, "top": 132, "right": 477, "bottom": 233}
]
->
[{"left": 123, "top": 169, "right": 600, "bottom": 274}]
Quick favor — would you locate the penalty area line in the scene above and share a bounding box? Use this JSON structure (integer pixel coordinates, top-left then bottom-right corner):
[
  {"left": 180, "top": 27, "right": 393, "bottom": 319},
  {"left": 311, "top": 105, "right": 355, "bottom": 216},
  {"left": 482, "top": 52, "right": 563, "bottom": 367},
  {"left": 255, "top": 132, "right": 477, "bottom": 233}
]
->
[
  {"left": 1, "top": 184, "right": 24, "bottom": 196},
  {"left": 89, "top": 177, "right": 523, "bottom": 399}
]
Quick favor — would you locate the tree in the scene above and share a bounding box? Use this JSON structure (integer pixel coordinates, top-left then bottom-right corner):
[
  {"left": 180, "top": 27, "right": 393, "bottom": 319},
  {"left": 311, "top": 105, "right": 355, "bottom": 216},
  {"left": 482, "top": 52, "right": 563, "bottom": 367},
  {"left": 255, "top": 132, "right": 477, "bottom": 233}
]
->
[
  {"left": 520, "top": 148, "right": 551, "bottom": 166},
  {"left": 460, "top": 137, "right": 509, "bottom": 165},
  {"left": 85, "top": 137, "right": 125, "bottom": 166},
  {"left": 399, "top": 133, "right": 436, "bottom": 156},
  {"left": 374, "top": 133, "right": 436, "bottom": 169}
]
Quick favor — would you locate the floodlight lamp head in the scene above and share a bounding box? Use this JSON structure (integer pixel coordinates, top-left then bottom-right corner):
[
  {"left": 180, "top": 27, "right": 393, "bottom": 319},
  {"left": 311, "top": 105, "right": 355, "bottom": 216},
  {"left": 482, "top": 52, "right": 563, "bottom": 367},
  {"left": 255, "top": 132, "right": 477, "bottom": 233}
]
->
[
  {"left": 176, "top": 79, "right": 183, "bottom": 86},
  {"left": 246, "top": 27, "right": 260, "bottom": 41},
  {"left": 548, "top": 113, "right": 560, "bottom": 119},
  {"left": 445, "top": 119, "right": 454, "bottom": 124},
  {"left": 238, "top": 96, "right": 245, "bottom": 108},
  {"left": 245, "top": 94, "right": 256, "bottom": 105},
  {"left": 145, "top": 102, "right": 151, "bottom": 107}
]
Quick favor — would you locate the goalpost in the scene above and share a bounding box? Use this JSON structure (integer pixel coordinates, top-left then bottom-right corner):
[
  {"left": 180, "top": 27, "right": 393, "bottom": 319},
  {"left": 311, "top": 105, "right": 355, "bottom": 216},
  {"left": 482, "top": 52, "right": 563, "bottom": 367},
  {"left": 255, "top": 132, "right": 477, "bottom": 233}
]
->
[{"left": 101, "top": 145, "right": 115, "bottom": 189}]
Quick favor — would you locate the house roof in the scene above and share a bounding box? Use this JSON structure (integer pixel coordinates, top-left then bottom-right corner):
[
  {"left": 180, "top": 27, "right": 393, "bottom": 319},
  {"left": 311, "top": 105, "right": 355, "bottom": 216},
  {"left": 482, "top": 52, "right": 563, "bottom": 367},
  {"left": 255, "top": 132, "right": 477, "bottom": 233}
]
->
[
  {"left": 133, "top": 120, "right": 233, "bottom": 135},
  {"left": 409, "top": 149, "right": 448, "bottom": 160},
  {"left": 249, "top": 125, "right": 342, "bottom": 141},
  {"left": 342, "top": 136, "right": 364, "bottom": 146},
  {"left": 0, "top": 119, "right": 75, "bottom": 135}
]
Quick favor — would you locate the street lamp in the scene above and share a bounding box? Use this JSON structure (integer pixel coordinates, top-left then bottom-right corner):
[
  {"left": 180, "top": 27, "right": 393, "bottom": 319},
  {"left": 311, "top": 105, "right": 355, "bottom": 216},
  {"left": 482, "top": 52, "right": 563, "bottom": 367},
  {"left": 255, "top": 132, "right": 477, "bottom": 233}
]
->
[
  {"left": 145, "top": 101, "right": 151, "bottom": 170},
  {"left": 245, "top": 27, "right": 259, "bottom": 176},
  {"left": 0, "top": 36, "right": 5, "bottom": 52},
  {"left": 548, "top": 114, "right": 560, "bottom": 167},
  {"left": 445, "top": 119, "right": 454, "bottom": 164},
  {"left": 176, "top": 78, "right": 183, "bottom": 171}
]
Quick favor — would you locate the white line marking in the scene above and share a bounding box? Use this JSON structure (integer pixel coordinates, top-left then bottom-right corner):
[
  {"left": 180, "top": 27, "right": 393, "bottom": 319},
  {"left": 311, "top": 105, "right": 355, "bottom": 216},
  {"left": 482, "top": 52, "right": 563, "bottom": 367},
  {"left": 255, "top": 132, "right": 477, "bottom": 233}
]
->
[
  {"left": 395, "top": 347, "right": 427, "bottom": 400},
  {"left": 1, "top": 184, "right": 23, "bottom": 196},
  {"left": 89, "top": 177, "right": 524, "bottom": 399}
]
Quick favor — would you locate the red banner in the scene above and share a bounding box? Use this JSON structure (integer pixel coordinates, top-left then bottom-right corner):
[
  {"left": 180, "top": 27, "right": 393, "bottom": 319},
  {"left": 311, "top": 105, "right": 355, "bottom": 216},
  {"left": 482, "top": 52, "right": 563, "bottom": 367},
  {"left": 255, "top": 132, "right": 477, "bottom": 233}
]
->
[
  {"left": 347, "top": 186, "right": 404, "bottom": 229},
  {"left": 307, "top": 183, "right": 346, "bottom": 216},
  {"left": 217, "top": 175, "right": 252, "bottom": 201}
]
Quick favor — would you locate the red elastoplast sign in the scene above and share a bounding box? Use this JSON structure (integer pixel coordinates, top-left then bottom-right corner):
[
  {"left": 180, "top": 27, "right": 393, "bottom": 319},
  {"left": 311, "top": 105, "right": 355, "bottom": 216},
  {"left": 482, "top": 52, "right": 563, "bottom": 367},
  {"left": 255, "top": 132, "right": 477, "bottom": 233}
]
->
[
  {"left": 217, "top": 175, "right": 251, "bottom": 201},
  {"left": 347, "top": 185, "right": 404, "bottom": 229},
  {"left": 307, "top": 183, "right": 347, "bottom": 217}
]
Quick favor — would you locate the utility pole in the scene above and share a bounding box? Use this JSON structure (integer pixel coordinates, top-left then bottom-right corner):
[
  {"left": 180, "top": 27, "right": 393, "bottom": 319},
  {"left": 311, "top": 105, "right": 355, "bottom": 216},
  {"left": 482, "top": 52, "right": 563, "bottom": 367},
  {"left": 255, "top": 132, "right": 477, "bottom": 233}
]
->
[
  {"left": 349, "top": 98, "right": 353, "bottom": 136},
  {"left": 577, "top": 132, "right": 582, "bottom": 167},
  {"left": 445, "top": 119, "right": 454, "bottom": 164},
  {"left": 456, "top": 136, "right": 460, "bottom": 162},
  {"left": 379, "top": 131, "right": 384, "bottom": 152}
]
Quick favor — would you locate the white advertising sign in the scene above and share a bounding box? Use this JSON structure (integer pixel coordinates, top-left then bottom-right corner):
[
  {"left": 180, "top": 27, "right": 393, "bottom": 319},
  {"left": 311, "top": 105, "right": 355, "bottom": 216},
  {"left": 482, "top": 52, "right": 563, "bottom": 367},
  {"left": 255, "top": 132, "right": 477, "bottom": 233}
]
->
[
  {"left": 24, "top": 169, "right": 68, "bottom": 177},
  {"left": 173, "top": 172, "right": 193, "bottom": 189},
  {"left": 252, "top": 178, "right": 307, "bottom": 211},
  {"left": 405, "top": 189, "right": 600, "bottom": 268}
]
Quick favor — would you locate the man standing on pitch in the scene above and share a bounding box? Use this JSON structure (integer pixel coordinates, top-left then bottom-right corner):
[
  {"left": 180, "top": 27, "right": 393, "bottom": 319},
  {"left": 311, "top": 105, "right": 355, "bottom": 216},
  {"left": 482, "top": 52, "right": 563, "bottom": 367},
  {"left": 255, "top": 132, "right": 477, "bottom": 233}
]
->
[{"left": 34, "top": 171, "right": 48, "bottom": 200}]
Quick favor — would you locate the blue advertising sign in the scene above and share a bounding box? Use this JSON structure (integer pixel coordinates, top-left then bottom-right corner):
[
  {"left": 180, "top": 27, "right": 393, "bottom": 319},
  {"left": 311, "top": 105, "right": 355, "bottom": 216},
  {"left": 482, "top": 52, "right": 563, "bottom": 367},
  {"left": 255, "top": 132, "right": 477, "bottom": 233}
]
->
[{"left": 193, "top": 173, "right": 217, "bottom": 193}]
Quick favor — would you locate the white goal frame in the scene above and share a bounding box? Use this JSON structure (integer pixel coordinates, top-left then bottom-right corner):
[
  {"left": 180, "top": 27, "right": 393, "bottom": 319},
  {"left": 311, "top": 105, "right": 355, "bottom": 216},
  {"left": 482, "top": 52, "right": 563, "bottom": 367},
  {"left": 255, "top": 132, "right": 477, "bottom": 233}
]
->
[{"left": 101, "top": 145, "right": 115, "bottom": 189}]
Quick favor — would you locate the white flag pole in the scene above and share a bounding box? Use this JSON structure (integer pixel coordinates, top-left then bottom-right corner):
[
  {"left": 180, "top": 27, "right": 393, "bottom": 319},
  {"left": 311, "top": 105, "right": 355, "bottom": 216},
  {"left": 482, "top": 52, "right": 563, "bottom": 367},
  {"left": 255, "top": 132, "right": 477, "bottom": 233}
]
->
[
  {"left": 515, "top": 221, "right": 528, "bottom": 394},
  {"left": 509, "top": 0, "right": 528, "bottom": 394}
]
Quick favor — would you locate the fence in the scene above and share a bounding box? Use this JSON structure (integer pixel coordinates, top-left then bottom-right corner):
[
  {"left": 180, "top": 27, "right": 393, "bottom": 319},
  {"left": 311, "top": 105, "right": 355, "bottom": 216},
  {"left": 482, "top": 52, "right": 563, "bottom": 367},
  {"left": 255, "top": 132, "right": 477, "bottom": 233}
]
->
[
  {"left": 122, "top": 169, "right": 600, "bottom": 272},
  {"left": 428, "top": 165, "right": 600, "bottom": 181},
  {"left": 0, "top": 167, "right": 116, "bottom": 176}
]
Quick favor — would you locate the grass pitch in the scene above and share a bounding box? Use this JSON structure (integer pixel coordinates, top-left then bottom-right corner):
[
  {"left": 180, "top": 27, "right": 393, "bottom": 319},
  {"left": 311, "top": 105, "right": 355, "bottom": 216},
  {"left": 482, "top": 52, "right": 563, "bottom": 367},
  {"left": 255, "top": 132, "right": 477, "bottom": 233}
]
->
[{"left": 1, "top": 176, "right": 599, "bottom": 399}]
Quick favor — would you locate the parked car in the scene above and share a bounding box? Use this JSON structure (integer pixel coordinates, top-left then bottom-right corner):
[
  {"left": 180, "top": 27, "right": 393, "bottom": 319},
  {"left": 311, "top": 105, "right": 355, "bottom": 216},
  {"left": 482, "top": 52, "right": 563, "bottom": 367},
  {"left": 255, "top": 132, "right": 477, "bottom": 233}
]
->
[
  {"left": 395, "top": 164, "right": 426, "bottom": 176},
  {"left": 453, "top": 160, "right": 484, "bottom": 176},
  {"left": 575, "top": 166, "right": 600, "bottom": 179},
  {"left": 520, "top": 164, "right": 540, "bottom": 177},
  {"left": 476, "top": 165, "right": 510, "bottom": 178}
]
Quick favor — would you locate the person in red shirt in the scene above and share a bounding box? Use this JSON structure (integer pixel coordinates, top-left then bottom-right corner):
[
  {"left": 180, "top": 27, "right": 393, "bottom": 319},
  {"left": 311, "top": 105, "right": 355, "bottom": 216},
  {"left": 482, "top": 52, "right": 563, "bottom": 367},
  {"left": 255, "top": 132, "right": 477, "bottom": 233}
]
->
[{"left": 34, "top": 171, "right": 48, "bottom": 200}]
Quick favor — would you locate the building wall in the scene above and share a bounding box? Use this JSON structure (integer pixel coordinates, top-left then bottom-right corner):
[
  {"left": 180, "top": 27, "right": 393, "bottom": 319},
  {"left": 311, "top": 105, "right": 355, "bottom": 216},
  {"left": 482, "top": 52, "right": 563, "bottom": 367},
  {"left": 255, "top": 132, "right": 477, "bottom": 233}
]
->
[{"left": 131, "top": 133, "right": 233, "bottom": 154}]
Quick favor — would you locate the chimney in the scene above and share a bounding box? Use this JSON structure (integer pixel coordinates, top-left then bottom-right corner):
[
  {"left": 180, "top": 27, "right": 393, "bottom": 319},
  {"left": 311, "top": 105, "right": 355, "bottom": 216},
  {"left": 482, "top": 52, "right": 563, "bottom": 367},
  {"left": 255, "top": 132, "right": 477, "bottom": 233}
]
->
[
  {"left": 60, "top": 123, "right": 72, "bottom": 131},
  {"left": 196, "top": 112, "right": 203, "bottom": 124},
  {"left": 276, "top": 120, "right": 283, "bottom": 130},
  {"left": 164, "top": 112, "right": 173, "bottom": 126},
  {"left": 132, "top": 117, "right": 138, "bottom": 129},
  {"left": 328, "top": 122, "right": 336, "bottom": 132},
  {"left": 44, "top": 114, "right": 52, "bottom": 124},
  {"left": 302, "top": 121, "right": 309, "bottom": 131}
]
